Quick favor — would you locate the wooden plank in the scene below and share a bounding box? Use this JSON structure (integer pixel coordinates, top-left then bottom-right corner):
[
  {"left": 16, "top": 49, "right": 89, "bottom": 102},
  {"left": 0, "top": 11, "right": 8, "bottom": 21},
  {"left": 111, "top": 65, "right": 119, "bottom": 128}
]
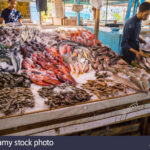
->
[
  {"left": 32, "top": 107, "right": 150, "bottom": 136},
  {"left": 0, "top": 93, "right": 150, "bottom": 131},
  {"left": 122, "top": 132, "right": 141, "bottom": 136},
  {"left": 5, "top": 104, "right": 150, "bottom": 136},
  {"left": 90, "top": 123, "right": 140, "bottom": 136}
]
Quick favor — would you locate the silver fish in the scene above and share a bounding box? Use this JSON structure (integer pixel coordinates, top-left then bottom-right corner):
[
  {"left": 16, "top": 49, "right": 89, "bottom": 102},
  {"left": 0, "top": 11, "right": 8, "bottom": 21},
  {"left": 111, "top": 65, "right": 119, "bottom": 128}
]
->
[
  {"left": 0, "top": 56, "right": 12, "bottom": 65},
  {"left": 10, "top": 52, "right": 18, "bottom": 72}
]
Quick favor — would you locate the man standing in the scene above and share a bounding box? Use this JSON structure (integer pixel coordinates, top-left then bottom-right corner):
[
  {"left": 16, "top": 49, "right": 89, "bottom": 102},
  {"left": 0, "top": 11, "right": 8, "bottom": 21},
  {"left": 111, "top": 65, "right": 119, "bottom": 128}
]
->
[
  {"left": 121, "top": 2, "right": 150, "bottom": 64},
  {"left": 0, "top": 0, "right": 22, "bottom": 24}
]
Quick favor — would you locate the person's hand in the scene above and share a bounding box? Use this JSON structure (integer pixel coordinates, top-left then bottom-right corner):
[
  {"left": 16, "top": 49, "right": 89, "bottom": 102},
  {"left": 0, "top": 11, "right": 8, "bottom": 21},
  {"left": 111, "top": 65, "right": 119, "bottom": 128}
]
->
[
  {"left": 141, "top": 39, "right": 147, "bottom": 45},
  {"left": 143, "top": 40, "right": 147, "bottom": 45},
  {"left": 130, "top": 48, "right": 143, "bottom": 61},
  {"left": 139, "top": 35, "right": 146, "bottom": 45},
  {"left": 135, "top": 51, "right": 143, "bottom": 61}
]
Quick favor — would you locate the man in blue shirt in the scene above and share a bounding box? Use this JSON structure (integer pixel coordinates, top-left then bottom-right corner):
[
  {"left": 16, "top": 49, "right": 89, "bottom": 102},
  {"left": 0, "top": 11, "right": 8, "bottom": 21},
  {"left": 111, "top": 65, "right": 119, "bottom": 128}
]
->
[
  {"left": 0, "top": 0, "right": 22, "bottom": 24},
  {"left": 121, "top": 2, "right": 150, "bottom": 64}
]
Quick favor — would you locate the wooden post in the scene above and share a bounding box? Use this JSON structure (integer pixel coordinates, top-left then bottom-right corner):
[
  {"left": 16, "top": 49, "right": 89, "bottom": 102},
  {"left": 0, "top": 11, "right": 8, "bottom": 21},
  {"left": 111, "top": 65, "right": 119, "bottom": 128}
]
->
[
  {"left": 77, "top": 12, "right": 79, "bottom": 26},
  {"left": 94, "top": 9, "right": 100, "bottom": 39},
  {"left": 141, "top": 117, "right": 148, "bottom": 135},
  {"left": 78, "top": 0, "right": 81, "bottom": 25}
]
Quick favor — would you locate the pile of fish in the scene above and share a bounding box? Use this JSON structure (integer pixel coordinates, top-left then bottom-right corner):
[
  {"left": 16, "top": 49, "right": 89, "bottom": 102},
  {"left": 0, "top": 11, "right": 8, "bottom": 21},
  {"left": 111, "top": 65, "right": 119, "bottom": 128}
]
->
[
  {"left": 38, "top": 84, "right": 92, "bottom": 109},
  {"left": 0, "top": 44, "right": 21, "bottom": 72},
  {"left": 83, "top": 65, "right": 150, "bottom": 99},
  {"left": 89, "top": 45, "right": 127, "bottom": 71},
  {"left": 0, "top": 26, "right": 22, "bottom": 46},
  {"left": 139, "top": 56, "right": 150, "bottom": 71},
  {"left": 22, "top": 47, "right": 76, "bottom": 86},
  {"left": 0, "top": 87, "right": 34, "bottom": 115},
  {"left": 60, "top": 29, "right": 101, "bottom": 47},
  {"left": 69, "top": 47, "right": 91, "bottom": 77},
  {"left": 82, "top": 79, "right": 127, "bottom": 99},
  {"left": 97, "top": 65, "right": 150, "bottom": 93},
  {"left": 55, "top": 40, "right": 92, "bottom": 77},
  {"left": 0, "top": 72, "right": 30, "bottom": 89},
  {"left": 20, "top": 40, "right": 46, "bottom": 58},
  {"left": 0, "top": 25, "right": 150, "bottom": 116}
]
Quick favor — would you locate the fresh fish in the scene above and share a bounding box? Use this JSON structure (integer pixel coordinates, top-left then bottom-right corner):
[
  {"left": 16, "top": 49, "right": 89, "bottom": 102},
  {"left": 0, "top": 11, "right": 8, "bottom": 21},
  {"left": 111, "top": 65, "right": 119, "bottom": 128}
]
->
[
  {"left": 141, "top": 57, "right": 150, "bottom": 70},
  {"left": 113, "top": 74, "right": 140, "bottom": 91},
  {"left": 126, "top": 71, "right": 136, "bottom": 78},
  {"left": 78, "top": 63, "right": 83, "bottom": 74},
  {"left": 104, "top": 57, "right": 109, "bottom": 69},
  {"left": 129, "top": 76, "right": 144, "bottom": 92},
  {"left": 0, "top": 56, "right": 12, "bottom": 65},
  {"left": 56, "top": 40, "right": 82, "bottom": 49},
  {"left": 76, "top": 64, "right": 80, "bottom": 77},
  {"left": 70, "top": 64, "right": 75, "bottom": 74},
  {"left": 107, "top": 67, "right": 118, "bottom": 74},
  {"left": 83, "top": 63, "right": 90, "bottom": 73},
  {"left": 15, "top": 55, "right": 21, "bottom": 72},
  {"left": 129, "top": 68, "right": 141, "bottom": 77},
  {"left": 117, "top": 59, "right": 128, "bottom": 65},
  {"left": 141, "top": 75, "right": 149, "bottom": 92},
  {"left": 83, "top": 50, "right": 88, "bottom": 59},
  {"left": 10, "top": 52, "right": 18, "bottom": 72}
]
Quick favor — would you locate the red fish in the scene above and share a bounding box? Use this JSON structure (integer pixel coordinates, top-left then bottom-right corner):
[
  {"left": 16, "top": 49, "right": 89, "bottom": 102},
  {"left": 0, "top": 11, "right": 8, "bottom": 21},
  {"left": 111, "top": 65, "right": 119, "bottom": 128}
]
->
[
  {"left": 29, "top": 74, "right": 51, "bottom": 86},
  {"left": 23, "top": 48, "right": 76, "bottom": 86},
  {"left": 22, "top": 58, "right": 36, "bottom": 69}
]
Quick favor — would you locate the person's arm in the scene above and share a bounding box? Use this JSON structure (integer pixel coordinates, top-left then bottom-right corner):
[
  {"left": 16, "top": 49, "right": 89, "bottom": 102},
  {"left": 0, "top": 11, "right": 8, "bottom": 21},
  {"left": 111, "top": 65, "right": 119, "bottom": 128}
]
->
[
  {"left": 0, "top": 17, "right": 4, "bottom": 24},
  {"left": 139, "top": 35, "right": 146, "bottom": 44},
  {"left": 130, "top": 48, "right": 143, "bottom": 61}
]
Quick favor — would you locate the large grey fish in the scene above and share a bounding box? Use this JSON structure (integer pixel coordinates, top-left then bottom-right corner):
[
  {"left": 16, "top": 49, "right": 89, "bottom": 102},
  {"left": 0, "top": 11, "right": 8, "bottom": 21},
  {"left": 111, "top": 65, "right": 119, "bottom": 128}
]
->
[{"left": 10, "top": 52, "right": 18, "bottom": 72}]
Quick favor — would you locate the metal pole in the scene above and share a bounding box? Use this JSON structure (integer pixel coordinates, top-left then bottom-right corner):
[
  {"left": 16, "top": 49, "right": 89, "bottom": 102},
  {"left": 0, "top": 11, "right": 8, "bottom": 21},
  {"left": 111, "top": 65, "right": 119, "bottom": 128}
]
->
[
  {"left": 64, "top": 0, "right": 65, "bottom": 25},
  {"left": 78, "top": 0, "right": 81, "bottom": 25}
]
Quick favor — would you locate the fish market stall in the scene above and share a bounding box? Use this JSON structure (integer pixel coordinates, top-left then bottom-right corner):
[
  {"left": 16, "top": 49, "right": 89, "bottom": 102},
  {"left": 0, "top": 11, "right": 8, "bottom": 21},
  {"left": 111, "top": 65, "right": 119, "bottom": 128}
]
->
[{"left": 0, "top": 24, "right": 150, "bottom": 136}]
